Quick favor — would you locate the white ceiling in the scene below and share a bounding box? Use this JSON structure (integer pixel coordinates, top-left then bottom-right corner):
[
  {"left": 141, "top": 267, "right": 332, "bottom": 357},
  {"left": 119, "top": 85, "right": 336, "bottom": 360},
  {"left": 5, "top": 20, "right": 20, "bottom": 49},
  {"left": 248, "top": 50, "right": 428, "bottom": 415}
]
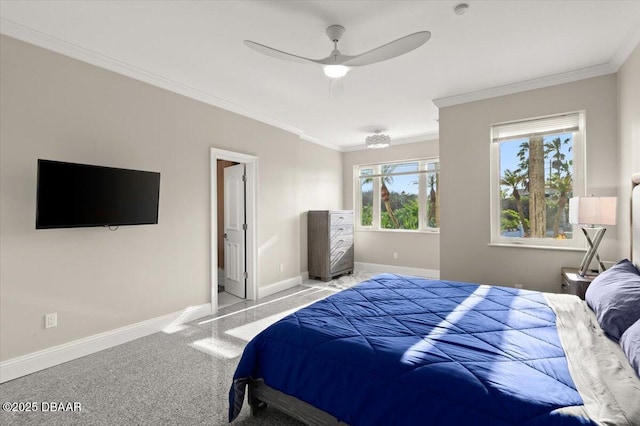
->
[{"left": 1, "top": 1, "right": 639, "bottom": 150}]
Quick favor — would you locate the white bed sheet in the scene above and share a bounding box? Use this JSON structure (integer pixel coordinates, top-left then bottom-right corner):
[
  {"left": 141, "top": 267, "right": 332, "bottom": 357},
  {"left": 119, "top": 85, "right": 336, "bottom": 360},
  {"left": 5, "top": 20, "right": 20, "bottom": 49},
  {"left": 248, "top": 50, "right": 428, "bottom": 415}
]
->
[{"left": 546, "top": 293, "right": 640, "bottom": 425}]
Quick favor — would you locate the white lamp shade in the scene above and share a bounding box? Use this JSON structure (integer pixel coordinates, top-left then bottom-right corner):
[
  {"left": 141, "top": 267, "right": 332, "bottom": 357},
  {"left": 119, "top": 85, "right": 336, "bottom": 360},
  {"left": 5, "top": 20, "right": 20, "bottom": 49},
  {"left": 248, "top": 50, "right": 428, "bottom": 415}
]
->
[{"left": 569, "top": 196, "right": 617, "bottom": 226}]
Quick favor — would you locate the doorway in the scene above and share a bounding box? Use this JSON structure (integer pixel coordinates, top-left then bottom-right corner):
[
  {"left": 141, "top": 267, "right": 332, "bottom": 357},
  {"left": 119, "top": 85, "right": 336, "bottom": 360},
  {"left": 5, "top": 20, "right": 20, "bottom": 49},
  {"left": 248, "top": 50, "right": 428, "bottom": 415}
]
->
[
  {"left": 216, "top": 160, "right": 240, "bottom": 300},
  {"left": 210, "top": 148, "right": 258, "bottom": 313}
]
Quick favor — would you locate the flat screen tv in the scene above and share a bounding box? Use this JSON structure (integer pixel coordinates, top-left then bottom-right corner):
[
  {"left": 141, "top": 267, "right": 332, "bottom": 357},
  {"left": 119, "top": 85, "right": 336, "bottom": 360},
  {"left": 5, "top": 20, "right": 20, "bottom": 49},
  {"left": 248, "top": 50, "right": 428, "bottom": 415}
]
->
[{"left": 36, "top": 159, "right": 160, "bottom": 229}]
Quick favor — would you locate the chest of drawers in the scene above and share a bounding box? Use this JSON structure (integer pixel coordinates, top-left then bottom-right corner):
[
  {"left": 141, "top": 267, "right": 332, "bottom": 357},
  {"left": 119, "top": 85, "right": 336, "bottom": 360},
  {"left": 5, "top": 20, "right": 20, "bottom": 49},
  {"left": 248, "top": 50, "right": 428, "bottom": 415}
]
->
[{"left": 308, "top": 210, "right": 354, "bottom": 282}]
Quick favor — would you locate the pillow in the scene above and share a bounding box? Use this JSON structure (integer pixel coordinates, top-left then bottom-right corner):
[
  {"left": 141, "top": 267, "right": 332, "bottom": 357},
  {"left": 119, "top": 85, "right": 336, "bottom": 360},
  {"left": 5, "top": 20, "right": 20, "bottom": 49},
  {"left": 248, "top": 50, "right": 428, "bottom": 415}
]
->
[
  {"left": 585, "top": 259, "right": 640, "bottom": 341},
  {"left": 620, "top": 319, "right": 640, "bottom": 378}
]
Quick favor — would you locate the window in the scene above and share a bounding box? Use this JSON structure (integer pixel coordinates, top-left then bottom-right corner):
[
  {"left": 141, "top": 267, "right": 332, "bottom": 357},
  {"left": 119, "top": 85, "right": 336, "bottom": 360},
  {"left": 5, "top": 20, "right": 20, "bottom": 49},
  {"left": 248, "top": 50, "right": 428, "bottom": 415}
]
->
[
  {"left": 490, "top": 112, "right": 585, "bottom": 248},
  {"left": 355, "top": 158, "right": 439, "bottom": 232}
]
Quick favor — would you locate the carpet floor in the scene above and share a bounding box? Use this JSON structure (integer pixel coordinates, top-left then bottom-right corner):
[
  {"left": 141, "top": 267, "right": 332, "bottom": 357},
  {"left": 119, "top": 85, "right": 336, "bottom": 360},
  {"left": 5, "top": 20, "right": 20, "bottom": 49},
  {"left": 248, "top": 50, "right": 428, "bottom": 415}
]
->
[{"left": 0, "top": 272, "right": 372, "bottom": 425}]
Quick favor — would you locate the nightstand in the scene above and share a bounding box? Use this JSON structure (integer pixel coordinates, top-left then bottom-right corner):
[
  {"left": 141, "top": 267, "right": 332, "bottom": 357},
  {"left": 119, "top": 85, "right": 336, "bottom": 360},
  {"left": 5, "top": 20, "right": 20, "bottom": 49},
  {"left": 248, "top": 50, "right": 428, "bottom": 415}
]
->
[{"left": 561, "top": 267, "right": 598, "bottom": 300}]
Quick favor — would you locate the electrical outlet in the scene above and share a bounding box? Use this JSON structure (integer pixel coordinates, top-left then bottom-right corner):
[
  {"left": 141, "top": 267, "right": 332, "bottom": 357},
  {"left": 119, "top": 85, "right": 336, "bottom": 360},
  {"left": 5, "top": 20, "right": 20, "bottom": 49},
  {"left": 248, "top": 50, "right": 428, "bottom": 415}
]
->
[
  {"left": 45, "top": 313, "right": 57, "bottom": 328},
  {"left": 279, "top": 264, "right": 284, "bottom": 272},
  {"left": 393, "top": 252, "right": 398, "bottom": 259},
  {"left": 514, "top": 284, "right": 524, "bottom": 289}
]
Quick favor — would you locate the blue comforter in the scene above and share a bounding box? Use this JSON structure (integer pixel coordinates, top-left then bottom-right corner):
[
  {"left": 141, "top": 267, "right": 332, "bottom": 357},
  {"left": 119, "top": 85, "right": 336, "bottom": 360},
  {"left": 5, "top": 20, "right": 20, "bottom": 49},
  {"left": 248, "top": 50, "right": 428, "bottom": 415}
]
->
[{"left": 229, "top": 274, "right": 594, "bottom": 425}]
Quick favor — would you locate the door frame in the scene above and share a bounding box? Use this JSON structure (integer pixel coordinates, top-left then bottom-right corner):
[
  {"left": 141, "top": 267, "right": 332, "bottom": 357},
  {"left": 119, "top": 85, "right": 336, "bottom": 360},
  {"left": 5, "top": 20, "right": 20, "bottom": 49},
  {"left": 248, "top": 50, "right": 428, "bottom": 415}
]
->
[{"left": 210, "top": 148, "right": 258, "bottom": 313}]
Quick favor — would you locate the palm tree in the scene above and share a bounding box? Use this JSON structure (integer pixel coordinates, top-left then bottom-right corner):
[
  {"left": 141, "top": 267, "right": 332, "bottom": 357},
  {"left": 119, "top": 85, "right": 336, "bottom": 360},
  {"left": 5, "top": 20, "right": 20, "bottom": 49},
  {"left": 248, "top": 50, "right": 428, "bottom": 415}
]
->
[
  {"left": 545, "top": 137, "right": 570, "bottom": 177},
  {"left": 501, "top": 169, "right": 529, "bottom": 236},
  {"left": 428, "top": 174, "right": 439, "bottom": 227},
  {"left": 528, "top": 136, "right": 546, "bottom": 237},
  {"left": 549, "top": 173, "right": 572, "bottom": 237},
  {"left": 544, "top": 137, "right": 573, "bottom": 237},
  {"left": 361, "top": 165, "right": 400, "bottom": 228},
  {"left": 517, "top": 141, "right": 531, "bottom": 192},
  {"left": 380, "top": 178, "right": 400, "bottom": 228}
]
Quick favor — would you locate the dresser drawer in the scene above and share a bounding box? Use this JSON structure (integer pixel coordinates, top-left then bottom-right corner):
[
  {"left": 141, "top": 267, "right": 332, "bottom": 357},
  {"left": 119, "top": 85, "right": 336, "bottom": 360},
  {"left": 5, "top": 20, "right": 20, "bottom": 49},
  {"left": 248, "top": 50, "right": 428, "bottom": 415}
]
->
[
  {"left": 331, "top": 235, "right": 353, "bottom": 251},
  {"left": 330, "top": 245, "right": 354, "bottom": 273},
  {"left": 330, "top": 225, "right": 352, "bottom": 242},
  {"left": 330, "top": 213, "right": 353, "bottom": 227}
]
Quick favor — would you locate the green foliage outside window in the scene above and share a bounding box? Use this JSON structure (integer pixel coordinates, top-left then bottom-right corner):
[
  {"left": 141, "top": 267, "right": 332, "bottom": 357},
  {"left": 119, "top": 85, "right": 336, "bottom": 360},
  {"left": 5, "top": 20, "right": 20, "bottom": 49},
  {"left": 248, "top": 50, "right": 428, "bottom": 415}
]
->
[
  {"left": 357, "top": 160, "right": 438, "bottom": 231},
  {"left": 361, "top": 204, "right": 373, "bottom": 227},
  {"left": 499, "top": 135, "right": 573, "bottom": 239}
]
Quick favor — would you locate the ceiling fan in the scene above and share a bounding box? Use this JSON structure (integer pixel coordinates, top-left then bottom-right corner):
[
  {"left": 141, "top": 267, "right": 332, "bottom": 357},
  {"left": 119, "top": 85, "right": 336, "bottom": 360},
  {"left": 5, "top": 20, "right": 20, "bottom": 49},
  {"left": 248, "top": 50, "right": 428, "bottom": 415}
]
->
[{"left": 244, "top": 25, "right": 431, "bottom": 96}]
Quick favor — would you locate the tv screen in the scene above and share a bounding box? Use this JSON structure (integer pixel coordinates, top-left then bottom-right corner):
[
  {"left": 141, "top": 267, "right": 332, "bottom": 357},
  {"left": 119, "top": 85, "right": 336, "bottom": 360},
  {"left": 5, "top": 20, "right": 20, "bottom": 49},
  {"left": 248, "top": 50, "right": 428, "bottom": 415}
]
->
[{"left": 36, "top": 160, "right": 160, "bottom": 229}]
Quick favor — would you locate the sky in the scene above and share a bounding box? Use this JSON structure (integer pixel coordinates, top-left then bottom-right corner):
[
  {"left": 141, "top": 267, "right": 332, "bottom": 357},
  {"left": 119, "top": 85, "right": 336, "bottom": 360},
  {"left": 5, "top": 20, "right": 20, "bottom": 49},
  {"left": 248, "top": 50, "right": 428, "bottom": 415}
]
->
[
  {"left": 360, "top": 174, "right": 418, "bottom": 195},
  {"left": 360, "top": 133, "right": 573, "bottom": 197},
  {"left": 359, "top": 161, "right": 431, "bottom": 196},
  {"left": 499, "top": 132, "right": 573, "bottom": 191}
]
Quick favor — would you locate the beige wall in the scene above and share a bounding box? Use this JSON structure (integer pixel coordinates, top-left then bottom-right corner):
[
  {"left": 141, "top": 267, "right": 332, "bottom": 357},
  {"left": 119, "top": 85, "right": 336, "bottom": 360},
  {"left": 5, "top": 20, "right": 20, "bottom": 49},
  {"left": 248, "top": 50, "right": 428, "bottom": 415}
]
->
[
  {"left": 342, "top": 141, "right": 440, "bottom": 271},
  {"left": 2, "top": 30, "right": 636, "bottom": 363},
  {"left": 297, "top": 141, "right": 345, "bottom": 272},
  {"left": 617, "top": 43, "right": 640, "bottom": 260},
  {"left": 0, "top": 36, "right": 342, "bottom": 361},
  {"left": 439, "top": 75, "right": 619, "bottom": 293}
]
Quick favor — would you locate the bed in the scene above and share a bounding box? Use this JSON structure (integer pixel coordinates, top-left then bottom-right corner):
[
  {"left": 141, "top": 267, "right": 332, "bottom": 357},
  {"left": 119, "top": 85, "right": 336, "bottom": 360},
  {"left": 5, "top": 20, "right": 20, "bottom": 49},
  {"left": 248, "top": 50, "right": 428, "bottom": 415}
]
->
[{"left": 229, "top": 175, "right": 640, "bottom": 425}]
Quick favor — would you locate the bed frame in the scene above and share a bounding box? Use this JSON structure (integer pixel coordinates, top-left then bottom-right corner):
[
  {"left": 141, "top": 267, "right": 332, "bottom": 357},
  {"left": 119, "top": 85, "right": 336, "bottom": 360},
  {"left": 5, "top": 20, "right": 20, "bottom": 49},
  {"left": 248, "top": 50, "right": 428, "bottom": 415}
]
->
[
  {"left": 248, "top": 173, "right": 640, "bottom": 425},
  {"left": 248, "top": 379, "right": 347, "bottom": 425}
]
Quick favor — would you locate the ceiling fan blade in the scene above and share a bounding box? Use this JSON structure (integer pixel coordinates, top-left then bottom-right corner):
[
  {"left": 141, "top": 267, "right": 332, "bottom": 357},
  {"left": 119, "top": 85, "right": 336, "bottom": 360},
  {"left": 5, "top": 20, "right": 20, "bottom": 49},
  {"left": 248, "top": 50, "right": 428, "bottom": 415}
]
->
[
  {"left": 244, "top": 40, "right": 318, "bottom": 65},
  {"left": 343, "top": 31, "right": 431, "bottom": 67},
  {"left": 329, "top": 78, "right": 344, "bottom": 98}
]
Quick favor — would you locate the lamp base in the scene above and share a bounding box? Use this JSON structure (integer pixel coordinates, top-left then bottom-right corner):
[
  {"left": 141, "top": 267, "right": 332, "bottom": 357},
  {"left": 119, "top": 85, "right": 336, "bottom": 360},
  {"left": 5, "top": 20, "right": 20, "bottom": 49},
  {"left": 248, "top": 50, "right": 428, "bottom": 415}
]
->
[{"left": 578, "top": 227, "right": 606, "bottom": 277}]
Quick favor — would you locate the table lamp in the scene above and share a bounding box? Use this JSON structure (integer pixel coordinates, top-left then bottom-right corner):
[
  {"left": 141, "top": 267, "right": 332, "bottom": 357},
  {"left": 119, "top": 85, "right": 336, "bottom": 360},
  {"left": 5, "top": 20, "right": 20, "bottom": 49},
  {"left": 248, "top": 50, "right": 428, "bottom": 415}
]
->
[{"left": 569, "top": 196, "right": 617, "bottom": 276}]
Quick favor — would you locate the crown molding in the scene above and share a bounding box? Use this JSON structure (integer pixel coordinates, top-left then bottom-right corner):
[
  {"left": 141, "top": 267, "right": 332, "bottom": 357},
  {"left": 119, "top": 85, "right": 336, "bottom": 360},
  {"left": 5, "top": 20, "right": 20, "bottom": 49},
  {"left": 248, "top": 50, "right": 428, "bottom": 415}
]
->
[
  {"left": 341, "top": 132, "right": 439, "bottom": 152},
  {"left": 433, "top": 63, "right": 616, "bottom": 109},
  {"left": 609, "top": 18, "right": 640, "bottom": 71},
  {"left": 5, "top": 15, "right": 637, "bottom": 151},
  {"left": 0, "top": 18, "right": 312, "bottom": 142},
  {"left": 433, "top": 22, "right": 640, "bottom": 110},
  {"left": 299, "top": 133, "right": 342, "bottom": 151}
]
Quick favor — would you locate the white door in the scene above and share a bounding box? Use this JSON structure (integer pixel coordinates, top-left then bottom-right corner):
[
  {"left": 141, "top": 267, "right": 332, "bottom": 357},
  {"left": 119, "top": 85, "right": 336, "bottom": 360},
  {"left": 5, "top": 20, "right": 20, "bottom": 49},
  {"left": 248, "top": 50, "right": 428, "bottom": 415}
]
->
[{"left": 224, "top": 164, "right": 246, "bottom": 298}]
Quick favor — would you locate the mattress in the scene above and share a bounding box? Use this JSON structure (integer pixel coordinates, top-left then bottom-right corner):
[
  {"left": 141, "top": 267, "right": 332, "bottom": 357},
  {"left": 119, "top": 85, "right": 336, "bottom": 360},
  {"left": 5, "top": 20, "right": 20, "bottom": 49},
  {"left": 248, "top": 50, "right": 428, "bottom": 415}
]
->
[{"left": 229, "top": 274, "right": 640, "bottom": 425}]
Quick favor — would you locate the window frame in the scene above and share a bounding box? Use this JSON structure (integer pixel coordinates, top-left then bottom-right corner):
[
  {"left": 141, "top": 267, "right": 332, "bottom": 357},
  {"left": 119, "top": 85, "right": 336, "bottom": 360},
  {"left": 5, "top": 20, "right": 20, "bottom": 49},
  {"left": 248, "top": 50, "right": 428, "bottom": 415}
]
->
[
  {"left": 489, "top": 111, "right": 587, "bottom": 249},
  {"left": 354, "top": 157, "right": 440, "bottom": 233}
]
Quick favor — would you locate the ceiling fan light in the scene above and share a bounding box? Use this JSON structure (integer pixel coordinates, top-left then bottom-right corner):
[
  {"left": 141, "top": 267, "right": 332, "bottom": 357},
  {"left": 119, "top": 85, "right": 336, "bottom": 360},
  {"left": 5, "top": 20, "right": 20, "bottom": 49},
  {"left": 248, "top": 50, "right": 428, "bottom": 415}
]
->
[
  {"left": 365, "top": 132, "right": 391, "bottom": 149},
  {"left": 323, "top": 65, "right": 349, "bottom": 79}
]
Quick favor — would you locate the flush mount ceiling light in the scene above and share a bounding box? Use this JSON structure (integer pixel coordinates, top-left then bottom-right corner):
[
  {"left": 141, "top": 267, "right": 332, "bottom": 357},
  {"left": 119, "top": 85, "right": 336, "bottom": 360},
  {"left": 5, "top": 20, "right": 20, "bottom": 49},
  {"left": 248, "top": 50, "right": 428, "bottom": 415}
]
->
[{"left": 365, "top": 131, "right": 391, "bottom": 149}]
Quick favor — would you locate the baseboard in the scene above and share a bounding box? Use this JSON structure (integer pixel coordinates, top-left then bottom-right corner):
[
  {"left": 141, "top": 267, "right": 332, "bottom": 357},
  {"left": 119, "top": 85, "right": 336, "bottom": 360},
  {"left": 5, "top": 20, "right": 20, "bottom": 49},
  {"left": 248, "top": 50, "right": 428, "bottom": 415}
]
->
[
  {"left": 259, "top": 275, "right": 303, "bottom": 299},
  {"left": 355, "top": 262, "right": 440, "bottom": 279},
  {"left": 0, "top": 303, "right": 212, "bottom": 384}
]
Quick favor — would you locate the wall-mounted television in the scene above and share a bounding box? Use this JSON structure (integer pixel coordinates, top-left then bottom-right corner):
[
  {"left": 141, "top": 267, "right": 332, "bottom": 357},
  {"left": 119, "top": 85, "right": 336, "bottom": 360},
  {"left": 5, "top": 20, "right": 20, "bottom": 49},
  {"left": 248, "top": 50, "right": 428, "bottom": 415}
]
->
[{"left": 36, "top": 159, "right": 160, "bottom": 229}]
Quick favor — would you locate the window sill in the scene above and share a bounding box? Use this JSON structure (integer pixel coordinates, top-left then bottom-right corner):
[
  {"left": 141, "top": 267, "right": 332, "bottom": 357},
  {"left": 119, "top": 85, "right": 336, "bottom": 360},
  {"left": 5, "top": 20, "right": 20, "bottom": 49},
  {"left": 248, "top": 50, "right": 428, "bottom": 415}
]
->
[
  {"left": 488, "top": 242, "right": 586, "bottom": 252},
  {"left": 355, "top": 228, "right": 440, "bottom": 235}
]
